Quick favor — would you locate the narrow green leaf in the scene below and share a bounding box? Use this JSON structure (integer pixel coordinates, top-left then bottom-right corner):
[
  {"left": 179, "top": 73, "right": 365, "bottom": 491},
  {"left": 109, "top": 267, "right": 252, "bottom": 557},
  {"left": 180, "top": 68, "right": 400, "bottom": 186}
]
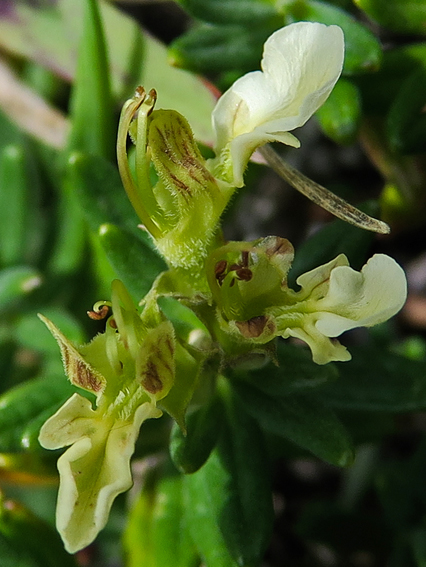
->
[
  {"left": 0, "top": 376, "right": 76, "bottom": 452},
  {"left": 0, "top": 495, "right": 77, "bottom": 567},
  {"left": 0, "top": 146, "right": 28, "bottom": 266},
  {"left": 232, "top": 341, "right": 338, "bottom": 396},
  {"left": 184, "top": 385, "right": 273, "bottom": 567},
  {"left": 356, "top": 43, "right": 426, "bottom": 116},
  {"left": 354, "top": 0, "right": 426, "bottom": 35},
  {"left": 14, "top": 308, "right": 85, "bottom": 355},
  {"left": 67, "top": 152, "right": 146, "bottom": 239},
  {"left": 319, "top": 346, "right": 426, "bottom": 412},
  {"left": 66, "top": 0, "right": 115, "bottom": 160},
  {"left": 124, "top": 474, "right": 199, "bottom": 567},
  {"left": 98, "top": 223, "right": 166, "bottom": 301},
  {"left": 170, "top": 395, "right": 224, "bottom": 473},
  {"left": 0, "top": 141, "right": 45, "bottom": 268},
  {"left": 175, "top": 0, "right": 278, "bottom": 24},
  {"left": 387, "top": 67, "right": 426, "bottom": 155},
  {"left": 0, "top": 0, "right": 216, "bottom": 145},
  {"left": 286, "top": 0, "right": 382, "bottom": 74},
  {"left": 234, "top": 381, "right": 354, "bottom": 466},
  {"left": 47, "top": 176, "right": 87, "bottom": 276},
  {"left": 169, "top": 23, "right": 275, "bottom": 77},
  {"left": 316, "top": 78, "right": 361, "bottom": 144},
  {"left": 0, "top": 266, "right": 42, "bottom": 314}
]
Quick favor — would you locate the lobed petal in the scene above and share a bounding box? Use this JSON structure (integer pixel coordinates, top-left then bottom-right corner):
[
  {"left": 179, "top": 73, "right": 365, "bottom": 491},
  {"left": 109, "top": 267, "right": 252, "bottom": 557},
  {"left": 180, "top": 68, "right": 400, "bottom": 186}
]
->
[
  {"left": 47, "top": 400, "right": 161, "bottom": 553},
  {"left": 39, "top": 394, "right": 96, "bottom": 450},
  {"left": 282, "top": 322, "right": 351, "bottom": 365},
  {"left": 315, "top": 254, "right": 407, "bottom": 337}
]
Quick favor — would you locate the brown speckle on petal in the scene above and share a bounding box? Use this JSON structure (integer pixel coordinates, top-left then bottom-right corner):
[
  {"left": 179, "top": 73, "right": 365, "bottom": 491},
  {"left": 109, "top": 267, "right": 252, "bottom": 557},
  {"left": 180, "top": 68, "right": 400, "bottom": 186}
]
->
[{"left": 236, "top": 316, "right": 270, "bottom": 338}]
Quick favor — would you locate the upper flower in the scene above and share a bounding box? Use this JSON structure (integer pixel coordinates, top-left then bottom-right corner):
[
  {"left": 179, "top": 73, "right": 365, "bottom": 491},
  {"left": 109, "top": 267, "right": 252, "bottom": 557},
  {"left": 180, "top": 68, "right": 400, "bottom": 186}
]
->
[{"left": 210, "top": 21, "right": 345, "bottom": 187}]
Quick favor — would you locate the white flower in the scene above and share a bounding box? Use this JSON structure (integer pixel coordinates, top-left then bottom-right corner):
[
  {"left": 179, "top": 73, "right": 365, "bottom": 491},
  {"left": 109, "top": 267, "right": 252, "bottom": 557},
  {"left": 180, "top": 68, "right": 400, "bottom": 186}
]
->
[
  {"left": 211, "top": 21, "right": 345, "bottom": 187},
  {"left": 277, "top": 254, "right": 407, "bottom": 364}
]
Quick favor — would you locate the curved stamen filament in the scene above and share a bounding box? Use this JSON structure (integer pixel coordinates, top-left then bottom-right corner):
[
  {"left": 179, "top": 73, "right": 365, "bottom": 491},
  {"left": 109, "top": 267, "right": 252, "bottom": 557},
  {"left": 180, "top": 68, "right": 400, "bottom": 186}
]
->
[{"left": 117, "top": 88, "right": 162, "bottom": 239}]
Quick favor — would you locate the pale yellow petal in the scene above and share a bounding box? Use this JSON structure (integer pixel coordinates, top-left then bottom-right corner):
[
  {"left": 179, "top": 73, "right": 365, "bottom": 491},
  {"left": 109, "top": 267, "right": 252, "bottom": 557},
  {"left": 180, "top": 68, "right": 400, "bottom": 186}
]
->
[{"left": 54, "top": 402, "right": 162, "bottom": 553}]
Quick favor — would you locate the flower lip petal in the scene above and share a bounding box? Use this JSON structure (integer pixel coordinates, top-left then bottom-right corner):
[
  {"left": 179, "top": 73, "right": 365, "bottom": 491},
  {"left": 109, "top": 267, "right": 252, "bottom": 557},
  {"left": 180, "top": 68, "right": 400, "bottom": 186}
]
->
[
  {"left": 315, "top": 254, "right": 407, "bottom": 337},
  {"left": 56, "top": 401, "right": 162, "bottom": 554}
]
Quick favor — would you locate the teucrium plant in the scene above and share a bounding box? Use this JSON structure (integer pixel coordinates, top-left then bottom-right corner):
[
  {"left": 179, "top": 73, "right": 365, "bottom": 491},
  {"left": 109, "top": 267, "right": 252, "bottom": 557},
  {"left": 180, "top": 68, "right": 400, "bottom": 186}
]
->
[{"left": 39, "top": 21, "right": 407, "bottom": 553}]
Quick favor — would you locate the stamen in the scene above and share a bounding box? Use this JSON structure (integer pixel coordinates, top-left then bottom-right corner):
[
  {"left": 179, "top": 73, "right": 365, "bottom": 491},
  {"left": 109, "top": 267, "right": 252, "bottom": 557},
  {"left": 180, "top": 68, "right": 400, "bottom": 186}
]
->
[{"left": 87, "top": 301, "right": 112, "bottom": 321}]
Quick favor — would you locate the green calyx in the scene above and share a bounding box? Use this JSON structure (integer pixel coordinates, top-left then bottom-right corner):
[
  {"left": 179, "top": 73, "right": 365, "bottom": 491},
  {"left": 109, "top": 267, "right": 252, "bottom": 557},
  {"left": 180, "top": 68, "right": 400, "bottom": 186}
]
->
[{"left": 117, "top": 87, "right": 233, "bottom": 274}]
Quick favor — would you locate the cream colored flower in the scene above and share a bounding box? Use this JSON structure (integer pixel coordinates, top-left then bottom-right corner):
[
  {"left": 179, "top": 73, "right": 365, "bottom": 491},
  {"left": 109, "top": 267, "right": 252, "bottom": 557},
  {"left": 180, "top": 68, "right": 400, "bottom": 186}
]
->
[
  {"left": 39, "top": 392, "right": 161, "bottom": 553},
  {"left": 38, "top": 281, "right": 175, "bottom": 553},
  {"left": 276, "top": 254, "right": 407, "bottom": 364},
  {"left": 208, "top": 239, "right": 407, "bottom": 365},
  {"left": 211, "top": 21, "right": 345, "bottom": 186}
]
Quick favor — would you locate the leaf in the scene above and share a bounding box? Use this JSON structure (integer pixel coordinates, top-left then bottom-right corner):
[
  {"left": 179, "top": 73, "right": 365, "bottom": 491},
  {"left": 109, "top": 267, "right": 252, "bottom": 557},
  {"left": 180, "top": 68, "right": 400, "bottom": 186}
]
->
[
  {"left": 170, "top": 395, "right": 224, "bottom": 473},
  {"left": 231, "top": 341, "right": 338, "bottom": 396},
  {"left": 65, "top": 0, "right": 115, "bottom": 161},
  {"left": 318, "top": 346, "right": 426, "bottom": 412},
  {"left": 285, "top": 0, "right": 382, "bottom": 74},
  {"left": 356, "top": 43, "right": 426, "bottom": 116},
  {"left": 316, "top": 78, "right": 361, "bottom": 144},
  {"left": 0, "top": 375, "right": 76, "bottom": 452},
  {"left": 184, "top": 385, "right": 273, "bottom": 567},
  {"left": 0, "top": 142, "right": 45, "bottom": 268},
  {"left": 354, "top": 0, "right": 426, "bottom": 35},
  {"left": 0, "top": 496, "right": 78, "bottom": 567},
  {"left": 98, "top": 223, "right": 166, "bottom": 301},
  {"left": 46, "top": 175, "right": 87, "bottom": 277},
  {"left": 0, "top": 145, "right": 29, "bottom": 266},
  {"left": 234, "top": 380, "right": 354, "bottom": 466},
  {"left": 124, "top": 474, "right": 199, "bottom": 567},
  {"left": 67, "top": 152, "right": 149, "bottom": 239},
  {"left": 175, "top": 0, "right": 278, "bottom": 24},
  {"left": 387, "top": 66, "right": 426, "bottom": 155},
  {"left": 0, "top": 266, "right": 42, "bottom": 314},
  {"left": 169, "top": 22, "right": 275, "bottom": 77},
  {"left": 0, "top": 0, "right": 216, "bottom": 144}
]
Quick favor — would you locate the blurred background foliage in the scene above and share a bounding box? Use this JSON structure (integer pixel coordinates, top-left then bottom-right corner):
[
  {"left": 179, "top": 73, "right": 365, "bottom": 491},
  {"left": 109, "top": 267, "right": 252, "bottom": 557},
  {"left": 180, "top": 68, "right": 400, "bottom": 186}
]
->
[{"left": 0, "top": 0, "right": 426, "bottom": 565}]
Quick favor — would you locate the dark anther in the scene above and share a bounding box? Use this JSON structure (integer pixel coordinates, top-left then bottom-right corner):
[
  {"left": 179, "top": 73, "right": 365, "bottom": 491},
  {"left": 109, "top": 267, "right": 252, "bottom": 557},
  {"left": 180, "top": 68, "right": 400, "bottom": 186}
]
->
[
  {"left": 236, "top": 268, "right": 253, "bottom": 281},
  {"left": 215, "top": 259, "right": 228, "bottom": 285},
  {"left": 87, "top": 305, "right": 110, "bottom": 321},
  {"left": 215, "top": 259, "right": 228, "bottom": 277},
  {"left": 241, "top": 250, "right": 250, "bottom": 267},
  {"left": 109, "top": 318, "right": 118, "bottom": 329}
]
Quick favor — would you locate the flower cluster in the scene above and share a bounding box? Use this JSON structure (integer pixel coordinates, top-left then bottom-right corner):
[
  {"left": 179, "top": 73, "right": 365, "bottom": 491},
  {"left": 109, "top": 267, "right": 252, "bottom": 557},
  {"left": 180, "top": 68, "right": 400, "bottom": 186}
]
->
[{"left": 39, "top": 21, "right": 407, "bottom": 553}]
